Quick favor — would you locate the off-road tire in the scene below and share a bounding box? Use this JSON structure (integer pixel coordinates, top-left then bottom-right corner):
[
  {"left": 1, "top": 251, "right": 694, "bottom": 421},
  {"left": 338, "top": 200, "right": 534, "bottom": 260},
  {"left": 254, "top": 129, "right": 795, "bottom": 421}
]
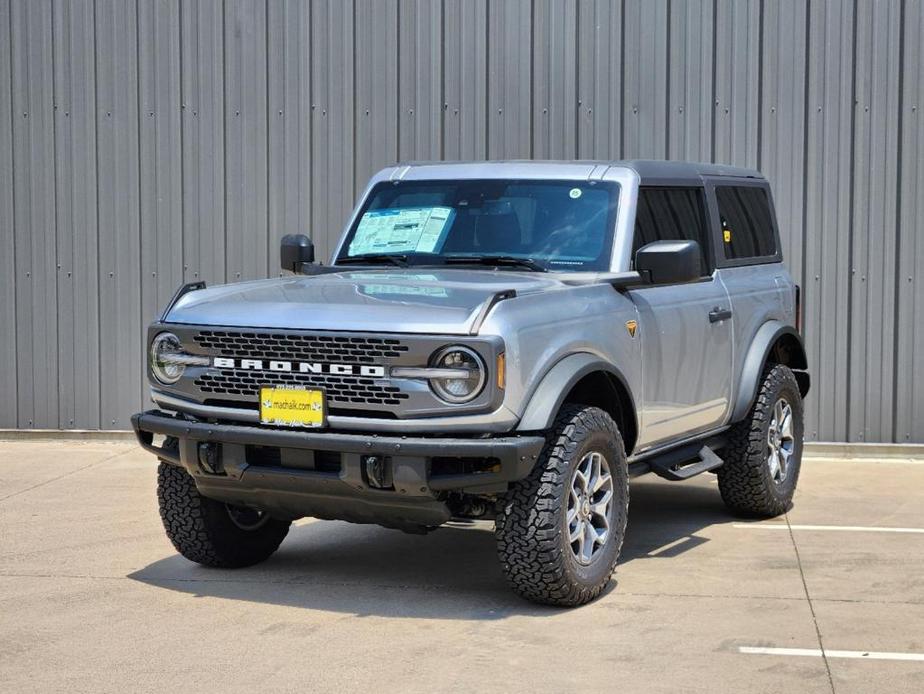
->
[
  {"left": 718, "top": 364, "right": 804, "bottom": 517},
  {"left": 496, "top": 405, "right": 629, "bottom": 607},
  {"left": 157, "top": 462, "right": 291, "bottom": 568}
]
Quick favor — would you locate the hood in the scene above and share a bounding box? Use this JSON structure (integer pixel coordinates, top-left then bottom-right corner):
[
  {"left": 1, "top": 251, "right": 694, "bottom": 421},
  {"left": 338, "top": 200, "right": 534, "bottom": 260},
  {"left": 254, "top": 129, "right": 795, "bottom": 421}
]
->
[{"left": 164, "top": 269, "right": 569, "bottom": 334}]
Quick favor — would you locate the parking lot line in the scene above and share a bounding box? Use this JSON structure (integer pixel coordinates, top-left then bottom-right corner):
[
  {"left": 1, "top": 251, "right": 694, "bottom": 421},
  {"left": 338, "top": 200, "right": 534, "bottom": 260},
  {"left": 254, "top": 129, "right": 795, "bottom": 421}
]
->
[
  {"left": 733, "top": 523, "right": 924, "bottom": 534},
  {"left": 739, "top": 646, "right": 924, "bottom": 662}
]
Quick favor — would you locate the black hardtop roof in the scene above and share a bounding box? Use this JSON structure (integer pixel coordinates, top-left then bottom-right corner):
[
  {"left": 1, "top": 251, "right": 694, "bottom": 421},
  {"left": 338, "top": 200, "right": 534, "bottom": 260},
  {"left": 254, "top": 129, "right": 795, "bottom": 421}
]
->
[{"left": 620, "top": 159, "right": 763, "bottom": 182}]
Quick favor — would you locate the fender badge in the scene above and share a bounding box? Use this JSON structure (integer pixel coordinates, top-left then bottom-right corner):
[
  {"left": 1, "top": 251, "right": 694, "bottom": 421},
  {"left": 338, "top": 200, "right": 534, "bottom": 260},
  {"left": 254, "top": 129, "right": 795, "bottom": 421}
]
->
[{"left": 625, "top": 320, "right": 638, "bottom": 338}]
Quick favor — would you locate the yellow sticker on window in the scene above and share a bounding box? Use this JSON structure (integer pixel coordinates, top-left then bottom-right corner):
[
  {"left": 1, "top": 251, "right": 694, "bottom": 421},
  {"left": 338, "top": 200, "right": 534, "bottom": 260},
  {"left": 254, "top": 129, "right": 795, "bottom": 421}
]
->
[{"left": 723, "top": 229, "right": 732, "bottom": 243}]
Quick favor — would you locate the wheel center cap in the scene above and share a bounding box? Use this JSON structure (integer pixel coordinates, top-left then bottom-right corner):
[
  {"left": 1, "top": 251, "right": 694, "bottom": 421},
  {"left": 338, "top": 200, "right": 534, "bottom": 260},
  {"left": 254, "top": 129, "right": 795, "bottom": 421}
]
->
[
  {"left": 581, "top": 498, "right": 591, "bottom": 517},
  {"left": 770, "top": 428, "right": 781, "bottom": 449}
]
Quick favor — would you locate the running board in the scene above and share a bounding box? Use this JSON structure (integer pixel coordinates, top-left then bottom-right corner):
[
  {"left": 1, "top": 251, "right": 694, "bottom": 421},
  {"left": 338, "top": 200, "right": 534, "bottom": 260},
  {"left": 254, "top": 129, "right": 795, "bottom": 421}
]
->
[{"left": 646, "top": 443, "right": 725, "bottom": 481}]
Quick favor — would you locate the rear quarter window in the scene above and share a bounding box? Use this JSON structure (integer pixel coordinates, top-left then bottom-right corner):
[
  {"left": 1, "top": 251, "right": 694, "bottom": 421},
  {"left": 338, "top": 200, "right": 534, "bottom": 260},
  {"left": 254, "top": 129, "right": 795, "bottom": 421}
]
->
[{"left": 715, "top": 186, "right": 778, "bottom": 260}]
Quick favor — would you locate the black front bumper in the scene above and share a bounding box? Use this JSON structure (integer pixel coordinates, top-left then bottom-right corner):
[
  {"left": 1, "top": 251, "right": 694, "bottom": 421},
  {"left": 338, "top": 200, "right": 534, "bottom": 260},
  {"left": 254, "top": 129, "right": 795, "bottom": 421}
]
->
[{"left": 131, "top": 410, "right": 544, "bottom": 529}]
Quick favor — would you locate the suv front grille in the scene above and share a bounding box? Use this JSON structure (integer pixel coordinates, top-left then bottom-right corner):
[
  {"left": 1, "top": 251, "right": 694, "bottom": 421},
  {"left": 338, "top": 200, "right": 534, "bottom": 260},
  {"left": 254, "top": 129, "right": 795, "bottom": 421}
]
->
[
  {"left": 195, "top": 370, "right": 409, "bottom": 406},
  {"left": 190, "top": 329, "right": 413, "bottom": 408},
  {"left": 193, "top": 330, "right": 409, "bottom": 363}
]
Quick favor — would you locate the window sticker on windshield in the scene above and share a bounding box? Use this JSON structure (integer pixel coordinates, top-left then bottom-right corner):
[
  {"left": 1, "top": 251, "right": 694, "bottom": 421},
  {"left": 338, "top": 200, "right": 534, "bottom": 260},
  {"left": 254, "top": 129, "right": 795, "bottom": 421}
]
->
[
  {"left": 362, "top": 284, "right": 449, "bottom": 298},
  {"left": 349, "top": 206, "right": 454, "bottom": 256},
  {"left": 343, "top": 272, "right": 441, "bottom": 281},
  {"left": 569, "top": 188, "right": 582, "bottom": 199}
]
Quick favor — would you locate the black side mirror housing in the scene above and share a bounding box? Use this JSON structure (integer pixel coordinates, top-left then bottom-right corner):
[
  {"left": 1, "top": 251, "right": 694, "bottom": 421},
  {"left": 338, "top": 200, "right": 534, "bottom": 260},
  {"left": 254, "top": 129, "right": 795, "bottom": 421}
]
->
[
  {"left": 634, "top": 240, "right": 702, "bottom": 285},
  {"left": 280, "top": 234, "right": 315, "bottom": 273}
]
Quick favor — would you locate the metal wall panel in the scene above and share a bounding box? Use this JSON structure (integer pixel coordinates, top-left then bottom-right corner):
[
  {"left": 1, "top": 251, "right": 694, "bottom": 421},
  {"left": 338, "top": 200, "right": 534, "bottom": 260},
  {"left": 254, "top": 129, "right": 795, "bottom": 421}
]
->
[
  {"left": 310, "top": 0, "right": 353, "bottom": 262},
  {"left": 11, "top": 0, "right": 58, "bottom": 428},
  {"left": 576, "top": 0, "right": 621, "bottom": 159},
  {"left": 0, "top": 0, "right": 922, "bottom": 442},
  {"left": 714, "top": 0, "right": 760, "bottom": 167},
  {"left": 180, "top": 0, "right": 226, "bottom": 286},
  {"left": 355, "top": 0, "right": 398, "bottom": 195},
  {"left": 896, "top": 0, "right": 924, "bottom": 442},
  {"left": 52, "top": 0, "right": 100, "bottom": 428},
  {"left": 268, "top": 0, "right": 313, "bottom": 273},
  {"left": 487, "top": 0, "right": 531, "bottom": 158},
  {"left": 623, "top": 0, "right": 668, "bottom": 159},
  {"left": 442, "top": 0, "right": 487, "bottom": 160},
  {"left": 758, "top": 0, "right": 807, "bottom": 277},
  {"left": 224, "top": 0, "right": 268, "bottom": 281},
  {"left": 0, "top": 0, "right": 18, "bottom": 428},
  {"left": 848, "top": 0, "right": 903, "bottom": 443},
  {"left": 138, "top": 0, "right": 184, "bottom": 404},
  {"left": 94, "top": 0, "right": 142, "bottom": 429},
  {"left": 667, "top": 0, "right": 714, "bottom": 163},
  {"left": 802, "top": 0, "right": 854, "bottom": 442},
  {"left": 532, "top": 0, "right": 577, "bottom": 159},
  {"left": 398, "top": 0, "right": 442, "bottom": 161}
]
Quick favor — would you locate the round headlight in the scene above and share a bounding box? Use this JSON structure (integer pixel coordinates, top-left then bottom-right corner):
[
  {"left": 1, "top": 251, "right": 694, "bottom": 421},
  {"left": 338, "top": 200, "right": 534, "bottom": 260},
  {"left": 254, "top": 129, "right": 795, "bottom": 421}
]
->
[
  {"left": 150, "top": 332, "right": 184, "bottom": 385},
  {"left": 429, "top": 346, "right": 486, "bottom": 404}
]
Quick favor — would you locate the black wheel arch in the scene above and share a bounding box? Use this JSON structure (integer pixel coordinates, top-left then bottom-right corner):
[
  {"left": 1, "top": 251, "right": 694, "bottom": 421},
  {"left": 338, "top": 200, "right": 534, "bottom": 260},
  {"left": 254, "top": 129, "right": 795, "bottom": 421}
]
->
[
  {"left": 517, "top": 354, "right": 639, "bottom": 456},
  {"left": 731, "top": 322, "right": 810, "bottom": 423}
]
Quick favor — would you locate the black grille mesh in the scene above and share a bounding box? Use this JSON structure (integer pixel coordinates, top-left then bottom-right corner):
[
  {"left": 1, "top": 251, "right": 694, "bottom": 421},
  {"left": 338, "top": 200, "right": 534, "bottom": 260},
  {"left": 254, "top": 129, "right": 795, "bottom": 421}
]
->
[
  {"left": 193, "top": 330, "right": 409, "bottom": 364},
  {"left": 191, "top": 330, "right": 411, "bottom": 407},
  {"left": 195, "top": 370, "right": 408, "bottom": 406}
]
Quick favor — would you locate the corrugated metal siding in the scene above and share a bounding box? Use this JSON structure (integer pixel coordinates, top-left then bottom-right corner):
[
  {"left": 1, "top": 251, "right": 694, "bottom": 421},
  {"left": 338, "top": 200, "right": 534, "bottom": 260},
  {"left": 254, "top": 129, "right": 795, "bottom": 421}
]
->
[
  {"left": 897, "top": 0, "right": 924, "bottom": 442},
  {"left": 0, "top": 0, "right": 922, "bottom": 442},
  {"left": 0, "top": 0, "right": 17, "bottom": 428}
]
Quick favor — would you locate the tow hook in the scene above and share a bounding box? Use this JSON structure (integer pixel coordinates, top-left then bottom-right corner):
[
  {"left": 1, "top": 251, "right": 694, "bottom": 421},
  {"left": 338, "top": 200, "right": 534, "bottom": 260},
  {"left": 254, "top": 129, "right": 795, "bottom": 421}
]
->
[
  {"left": 363, "top": 455, "right": 394, "bottom": 490},
  {"left": 197, "top": 442, "right": 224, "bottom": 475}
]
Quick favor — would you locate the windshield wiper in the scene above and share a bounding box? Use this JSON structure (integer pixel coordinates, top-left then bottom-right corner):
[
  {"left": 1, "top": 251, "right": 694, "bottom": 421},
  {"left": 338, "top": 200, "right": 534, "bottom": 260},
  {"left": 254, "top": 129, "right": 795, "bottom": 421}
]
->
[
  {"left": 336, "top": 253, "right": 409, "bottom": 267},
  {"left": 443, "top": 255, "right": 547, "bottom": 272}
]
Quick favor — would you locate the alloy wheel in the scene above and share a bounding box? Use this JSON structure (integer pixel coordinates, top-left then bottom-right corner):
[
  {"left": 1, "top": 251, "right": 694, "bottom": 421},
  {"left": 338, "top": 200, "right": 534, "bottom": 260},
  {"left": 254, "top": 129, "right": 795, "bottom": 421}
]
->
[
  {"left": 567, "top": 451, "right": 614, "bottom": 565},
  {"left": 767, "top": 398, "right": 795, "bottom": 484}
]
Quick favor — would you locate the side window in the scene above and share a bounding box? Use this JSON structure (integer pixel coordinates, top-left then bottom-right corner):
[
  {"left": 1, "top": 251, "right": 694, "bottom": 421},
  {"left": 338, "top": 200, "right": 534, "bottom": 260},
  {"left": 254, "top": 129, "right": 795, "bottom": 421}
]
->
[
  {"left": 633, "top": 187, "right": 711, "bottom": 276},
  {"left": 715, "top": 186, "right": 777, "bottom": 260}
]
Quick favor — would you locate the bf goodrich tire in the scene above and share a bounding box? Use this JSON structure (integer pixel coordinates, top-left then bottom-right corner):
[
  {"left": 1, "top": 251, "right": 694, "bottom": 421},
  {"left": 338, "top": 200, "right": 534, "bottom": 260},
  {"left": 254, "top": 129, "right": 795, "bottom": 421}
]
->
[
  {"left": 718, "top": 364, "right": 804, "bottom": 517},
  {"left": 157, "top": 462, "right": 291, "bottom": 568},
  {"left": 496, "top": 405, "right": 629, "bottom": 607}
]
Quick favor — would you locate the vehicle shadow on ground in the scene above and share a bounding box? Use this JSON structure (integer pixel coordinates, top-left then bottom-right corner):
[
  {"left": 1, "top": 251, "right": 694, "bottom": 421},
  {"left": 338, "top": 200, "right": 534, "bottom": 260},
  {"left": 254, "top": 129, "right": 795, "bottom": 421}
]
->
[{"left": 128, "top": 477, "right": 735, "bottom": 619}]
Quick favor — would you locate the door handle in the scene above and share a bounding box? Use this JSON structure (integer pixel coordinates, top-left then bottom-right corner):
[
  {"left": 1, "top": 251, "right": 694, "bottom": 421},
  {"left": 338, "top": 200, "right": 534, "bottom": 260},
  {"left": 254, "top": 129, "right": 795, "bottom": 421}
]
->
[{"left": 708, "top": 307, "right": 732, "bottom": 323}]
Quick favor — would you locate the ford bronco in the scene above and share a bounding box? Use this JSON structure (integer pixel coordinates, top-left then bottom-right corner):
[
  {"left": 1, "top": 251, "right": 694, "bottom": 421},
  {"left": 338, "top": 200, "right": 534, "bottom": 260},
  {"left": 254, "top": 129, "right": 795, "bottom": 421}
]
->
[{"left": 132, "top": 160, "right": 809, "bottom": 606}]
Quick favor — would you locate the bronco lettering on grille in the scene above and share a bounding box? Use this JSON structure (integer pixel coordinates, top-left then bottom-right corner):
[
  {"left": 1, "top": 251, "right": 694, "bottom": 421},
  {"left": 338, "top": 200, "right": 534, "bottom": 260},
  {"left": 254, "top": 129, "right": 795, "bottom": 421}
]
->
[{"left": 212, "top": 357, "right": 386, "bottom": 378}]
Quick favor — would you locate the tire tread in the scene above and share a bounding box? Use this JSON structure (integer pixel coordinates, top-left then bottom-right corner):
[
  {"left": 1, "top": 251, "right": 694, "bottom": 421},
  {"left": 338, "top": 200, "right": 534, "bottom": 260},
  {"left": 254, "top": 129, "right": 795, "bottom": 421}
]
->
[
  {"left": 718, "top": 364, "right": 803, "bottom": 517},
  {"left": 157, "top": 462, "right": 290, "bottom": 568},
  {"left": 495, "top": 405, "right": 629, "bottom": 607}
]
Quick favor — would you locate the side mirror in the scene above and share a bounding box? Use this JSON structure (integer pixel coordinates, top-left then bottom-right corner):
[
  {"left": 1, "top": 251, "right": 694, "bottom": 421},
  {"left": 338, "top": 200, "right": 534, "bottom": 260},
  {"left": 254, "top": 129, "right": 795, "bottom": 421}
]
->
[
  {"left": 280, "top": 234, "right": 315, "bottom": 273},
  {"left": 635, "top": 240, "right": 702, "bottom": 285}
]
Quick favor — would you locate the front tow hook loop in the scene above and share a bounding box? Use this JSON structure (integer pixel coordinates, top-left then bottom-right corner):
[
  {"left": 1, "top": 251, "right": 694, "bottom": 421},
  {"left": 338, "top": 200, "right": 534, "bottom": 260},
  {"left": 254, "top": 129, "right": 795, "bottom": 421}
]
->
[
  {"left": 363, "top": 455, "right": 394, "bottom": 490},
  {"left": 197, "top": 441, "right": 224, "bottom": 475}
]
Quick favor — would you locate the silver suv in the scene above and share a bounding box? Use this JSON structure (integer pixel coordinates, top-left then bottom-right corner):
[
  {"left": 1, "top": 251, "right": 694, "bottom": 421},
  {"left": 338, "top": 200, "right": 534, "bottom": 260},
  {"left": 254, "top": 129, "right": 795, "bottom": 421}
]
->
[{"left": 133, "top": 160, "right": 810, "bottom": 606}]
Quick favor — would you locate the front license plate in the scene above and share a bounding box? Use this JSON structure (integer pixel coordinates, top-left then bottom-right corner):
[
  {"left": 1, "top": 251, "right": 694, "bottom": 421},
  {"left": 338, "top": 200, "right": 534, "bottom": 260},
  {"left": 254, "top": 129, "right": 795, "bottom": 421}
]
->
[{"left": 259, "top": 387, "right": 326, "bottom": 428}]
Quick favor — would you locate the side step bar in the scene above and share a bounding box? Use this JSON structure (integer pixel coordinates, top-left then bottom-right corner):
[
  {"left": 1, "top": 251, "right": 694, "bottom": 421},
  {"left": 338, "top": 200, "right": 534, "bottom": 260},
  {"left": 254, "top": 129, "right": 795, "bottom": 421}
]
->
[{"left": 645, "top": 441, "right": 725, "bottom": 481}]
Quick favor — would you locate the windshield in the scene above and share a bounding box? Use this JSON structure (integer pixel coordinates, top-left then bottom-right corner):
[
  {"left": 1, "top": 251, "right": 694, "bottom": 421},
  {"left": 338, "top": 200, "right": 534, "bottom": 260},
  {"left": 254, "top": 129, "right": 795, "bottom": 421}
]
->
[{"left": 336, "top": 179, "right": 619, "bottom": 271}]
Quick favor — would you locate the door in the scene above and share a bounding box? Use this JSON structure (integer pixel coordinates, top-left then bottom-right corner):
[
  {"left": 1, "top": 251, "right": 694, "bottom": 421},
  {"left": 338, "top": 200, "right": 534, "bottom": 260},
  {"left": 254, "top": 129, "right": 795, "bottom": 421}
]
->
[
  {"left": 628, "top": 187, "right": 733, "bottom": 449},
  {"left": 709, "top": 181, "right": 790, "bottom": 401}
]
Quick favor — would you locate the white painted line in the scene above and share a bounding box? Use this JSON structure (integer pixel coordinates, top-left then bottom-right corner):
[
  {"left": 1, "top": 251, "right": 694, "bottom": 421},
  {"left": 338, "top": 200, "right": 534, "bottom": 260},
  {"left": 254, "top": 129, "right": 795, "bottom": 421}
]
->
[
  {"left": 739, "top": 646, "right": 924, "bottom": 662},
  {"left": 806, "top": 456, "right": 924, "bottom": 465},
  {"left": 733, "top": 523, "right": 924, "bottom": 534}
]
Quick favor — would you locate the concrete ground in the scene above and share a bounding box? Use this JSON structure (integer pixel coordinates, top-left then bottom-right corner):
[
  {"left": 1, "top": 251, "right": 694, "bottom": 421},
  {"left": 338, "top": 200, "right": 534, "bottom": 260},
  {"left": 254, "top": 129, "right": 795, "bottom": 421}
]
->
[{"left": 1, "top": 441, "right": 923, "bottom": 694}]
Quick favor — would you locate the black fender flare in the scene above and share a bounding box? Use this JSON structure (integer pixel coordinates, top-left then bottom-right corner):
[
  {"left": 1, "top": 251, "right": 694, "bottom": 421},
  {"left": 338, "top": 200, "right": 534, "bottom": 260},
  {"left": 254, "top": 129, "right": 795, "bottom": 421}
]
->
[
  {"left": 516, "top": 353, "right": 638, "bottom": 433},
  {"left": 730, "top": 321, "right": 809, "bottom": 423}
]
